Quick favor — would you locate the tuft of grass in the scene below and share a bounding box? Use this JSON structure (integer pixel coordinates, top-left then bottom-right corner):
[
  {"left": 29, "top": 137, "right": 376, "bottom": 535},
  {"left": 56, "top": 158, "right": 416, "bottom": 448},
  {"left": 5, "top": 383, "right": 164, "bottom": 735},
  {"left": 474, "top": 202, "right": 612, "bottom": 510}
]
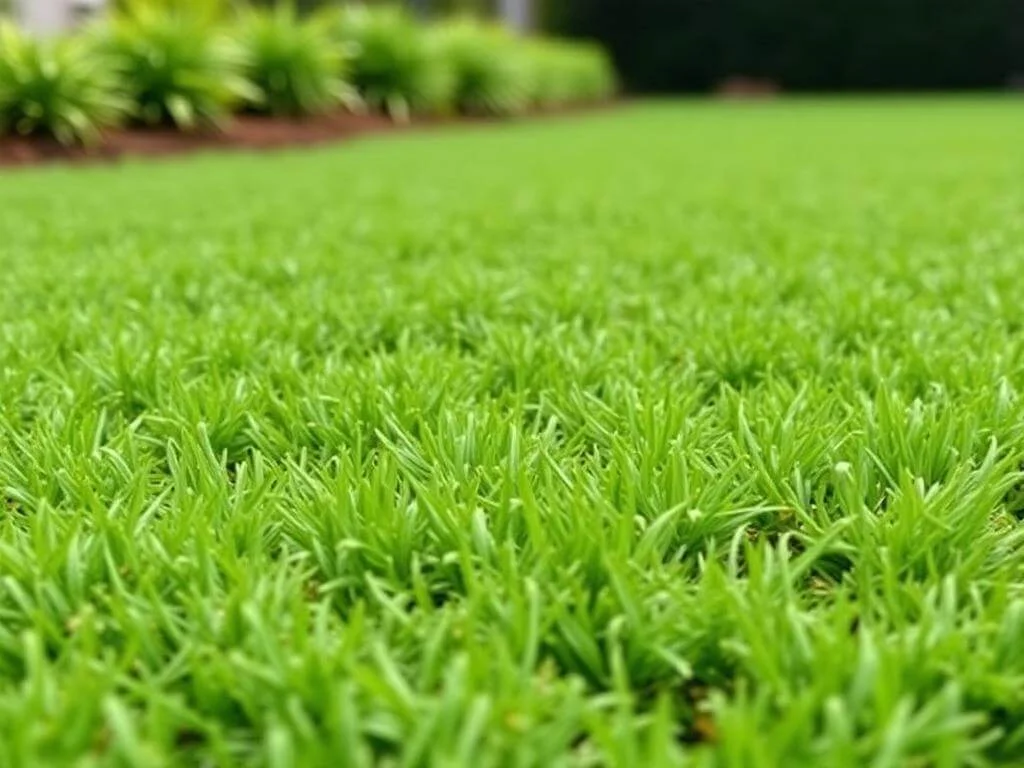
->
[{"left": 0, "top": 99, "right": 1023, "bottom": 765}]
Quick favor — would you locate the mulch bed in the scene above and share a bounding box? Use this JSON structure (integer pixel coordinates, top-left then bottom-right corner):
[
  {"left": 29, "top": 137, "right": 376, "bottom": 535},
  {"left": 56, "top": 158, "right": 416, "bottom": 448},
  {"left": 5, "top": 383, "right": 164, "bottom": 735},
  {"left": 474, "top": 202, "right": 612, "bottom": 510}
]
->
[
  {"left": 715, "top": 77, "right": 780, "bottom": 99},
  {"left": 0, "top": 104, "right": 618, "bottom": 169}
]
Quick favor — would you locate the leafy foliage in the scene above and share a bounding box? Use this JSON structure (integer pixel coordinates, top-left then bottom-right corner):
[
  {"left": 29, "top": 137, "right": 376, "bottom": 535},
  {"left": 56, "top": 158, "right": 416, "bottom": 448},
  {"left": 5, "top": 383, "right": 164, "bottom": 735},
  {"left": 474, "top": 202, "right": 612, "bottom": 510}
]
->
[
  {"left": 234, "top": 5, "right": 358, "bottom": 117},
  {"left": 526, "top": 39, "right": 616, "bottom": 108},
  {"left": 432, "top": 19, "right": 532, "bottom": 117},
  {"left": 0, "top": 22, "right": 125, "bottom": 145},
  {"left": 102, "top": 3, "right": 254, "bottom": 129},
  {"left": 330, "top": 4, "right": 451, "bottom": 121},
  {"left": 111, "top": 0, "right": 233, "bottom": 21},
  {"left": 0, "top": 2, "right": 615, "bottom": 135}
]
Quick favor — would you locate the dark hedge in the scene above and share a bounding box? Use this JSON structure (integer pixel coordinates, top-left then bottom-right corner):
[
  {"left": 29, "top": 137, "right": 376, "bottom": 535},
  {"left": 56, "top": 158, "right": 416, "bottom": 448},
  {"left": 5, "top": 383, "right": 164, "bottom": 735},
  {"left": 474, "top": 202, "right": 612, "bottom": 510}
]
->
[{"left": 544, "top": 0, "right": 1023, "bottom": 92}]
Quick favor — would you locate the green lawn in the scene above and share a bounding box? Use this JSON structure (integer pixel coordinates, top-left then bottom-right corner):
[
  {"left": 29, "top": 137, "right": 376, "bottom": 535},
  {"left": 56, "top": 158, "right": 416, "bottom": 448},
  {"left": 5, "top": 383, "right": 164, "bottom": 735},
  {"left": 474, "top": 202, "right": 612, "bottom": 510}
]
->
[{"left": 2, "top": 100, "right": 1024, "bottom": 767}]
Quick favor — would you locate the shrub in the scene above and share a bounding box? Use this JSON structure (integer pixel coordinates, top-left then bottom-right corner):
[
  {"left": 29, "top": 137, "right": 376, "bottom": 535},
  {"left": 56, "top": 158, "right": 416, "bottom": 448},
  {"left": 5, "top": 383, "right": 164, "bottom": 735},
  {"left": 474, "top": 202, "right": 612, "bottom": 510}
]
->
[
  {"left": 102, "top": 4, "right": 253, "bottom": 130},
  {"left": 331, "top": 5, "right": 451, "bottom": 121},
  {"left": 233, "top": 5, "right": 358, "bottom": 117},
  {"left": 432, "top": 20, "right": 531, "bottom": 117},
  {"left": 564, "top": 42, "right": 617, "bottom": 102},
  {"left": 526, "top": 40, "right": 616, "bottom": 109},
  {"left": 0, "top": 22, "right": 125, "bottom": 145}
]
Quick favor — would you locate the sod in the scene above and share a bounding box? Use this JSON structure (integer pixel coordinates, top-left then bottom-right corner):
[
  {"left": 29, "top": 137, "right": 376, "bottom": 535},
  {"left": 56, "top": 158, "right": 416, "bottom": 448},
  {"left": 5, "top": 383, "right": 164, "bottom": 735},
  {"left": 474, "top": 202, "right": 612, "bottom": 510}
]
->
[{"left": 1, "top": 99, "right": 1023, "bottom": 766}]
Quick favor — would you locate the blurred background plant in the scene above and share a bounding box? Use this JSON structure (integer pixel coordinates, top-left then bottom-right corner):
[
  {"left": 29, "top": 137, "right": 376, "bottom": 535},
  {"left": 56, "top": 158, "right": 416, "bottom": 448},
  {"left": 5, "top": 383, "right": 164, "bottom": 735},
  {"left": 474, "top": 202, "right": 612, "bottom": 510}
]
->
[
  {"left": 329, "top": 4, "right": 452, "bottom": 121},
  {"left": 111, "top": 0, "right": 232, "bottom": 19},
  {"left": 0, "top": 0, "right": 618, "bottom": 146},
  {"left": 431, "top": 18, "right": 530, "bottom": 116},
  {"left": 243, "top": 0, "right": 1024, "bottom": 93},
  {"left": 233, "top": 3, "right": 359, "bottom": 117},
  {"left": 6, "top": 0, "right": 1022, "bottom": 94},
  {"left": 99, "top": 0, "right": 255, "bottom": 129},
  {"left": 524, "top": 37, "right": 613, "bottom": 108},
  {"left": 0, "top": 20, "right": 124, "bottom": 144}
]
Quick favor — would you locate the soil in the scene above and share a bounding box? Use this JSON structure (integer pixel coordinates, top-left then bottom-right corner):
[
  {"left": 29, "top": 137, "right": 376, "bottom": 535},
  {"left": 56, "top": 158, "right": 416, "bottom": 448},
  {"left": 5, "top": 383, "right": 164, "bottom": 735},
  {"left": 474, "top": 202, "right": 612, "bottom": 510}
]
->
[
  {"left": 0, "top": 104, "right": 617, "bottom": 169},
  {"left": 715, "top": 77, "right": 780, "bottom": 99}
]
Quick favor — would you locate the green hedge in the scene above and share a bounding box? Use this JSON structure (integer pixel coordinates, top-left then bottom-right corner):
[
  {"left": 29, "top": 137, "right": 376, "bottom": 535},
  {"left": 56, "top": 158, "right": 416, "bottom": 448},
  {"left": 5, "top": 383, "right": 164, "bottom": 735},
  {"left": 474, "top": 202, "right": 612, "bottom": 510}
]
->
[
  {"left": 0, "top": 4, "right": 616, "bottom": 145},
  {"left": 545, "top": 0, "right": 1021, "bottom": 92}
]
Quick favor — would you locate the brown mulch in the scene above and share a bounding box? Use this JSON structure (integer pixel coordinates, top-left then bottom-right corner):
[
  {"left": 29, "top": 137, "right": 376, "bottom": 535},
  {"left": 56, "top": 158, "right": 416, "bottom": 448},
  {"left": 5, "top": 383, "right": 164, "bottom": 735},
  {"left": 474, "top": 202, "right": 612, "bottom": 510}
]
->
[
  {"left": 0, "top": 104, "right": 618, "bottom": 169},
  {"left": 715, "top": 77, "right": 780, "bottom": 99}
]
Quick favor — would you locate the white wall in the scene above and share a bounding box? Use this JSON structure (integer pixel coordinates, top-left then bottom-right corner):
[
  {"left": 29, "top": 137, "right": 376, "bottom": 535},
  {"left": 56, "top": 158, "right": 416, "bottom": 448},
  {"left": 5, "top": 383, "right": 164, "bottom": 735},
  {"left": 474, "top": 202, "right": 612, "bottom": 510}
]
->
[
  {"left": 499, "top": 0, "right": 533, "bottom": 33},
  {"left": 15, "top": 0, "right": 106, "bottom": 35},
  {"left": 16, "top": 0, "right": 68, "bottom": 35}
]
